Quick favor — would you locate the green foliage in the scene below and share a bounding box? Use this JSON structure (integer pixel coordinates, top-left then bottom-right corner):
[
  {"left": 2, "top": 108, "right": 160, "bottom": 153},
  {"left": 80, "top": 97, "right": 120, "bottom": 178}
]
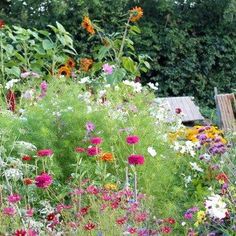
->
[{"left": 1, "top": 0, "right": 235, "bottom": 105}]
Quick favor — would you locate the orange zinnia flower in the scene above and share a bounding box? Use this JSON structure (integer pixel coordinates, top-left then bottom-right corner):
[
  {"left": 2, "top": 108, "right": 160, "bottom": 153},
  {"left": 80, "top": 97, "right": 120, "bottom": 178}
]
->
[
  {"left": 100, "top": 152, "right": 114, "bottom": 162},
  {"left": 81, "top": 16, "right": 95, "bottom": 35},
  {"left": 129, "top": 6, "right": 143, "bottom": 22},
  {"left": 66, "top": 58, "right": 76, "bottom": 68},
  {"left": 23, "top": 178, "right": 33, "bottom": 185},
  {"left": 80, "top": 58, "right": 93, "bottom": 72},
  {"left": 0, "top": 20, "right": 5, "bottom": 29},
  {"left": 58, "top": 65, "right": 71, "bottom": 78}
]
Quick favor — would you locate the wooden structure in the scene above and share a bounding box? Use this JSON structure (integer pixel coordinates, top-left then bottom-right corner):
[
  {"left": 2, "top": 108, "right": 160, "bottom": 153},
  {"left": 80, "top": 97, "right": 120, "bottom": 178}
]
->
[
  {"left": 155, "top": 96, "right": 204, "bottom": 123},
  {"left": 214, "top": 89, "right": 236, "bottom": 131}
]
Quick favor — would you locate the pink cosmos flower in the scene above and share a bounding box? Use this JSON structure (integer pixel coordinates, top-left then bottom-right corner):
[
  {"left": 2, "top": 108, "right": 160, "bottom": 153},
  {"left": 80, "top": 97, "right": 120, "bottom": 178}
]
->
[
  {"left": 126, "top": 135, "right": 140, "bottom": 145},
  {"left": 90, "top": 137, "right": 103, "bottom": 145},
  {"left": 86, "top": 122, "right": 95, "bottom": 132},
  {"left": 26, "top": 229, "right": 38, "bottom": 236},
  {"left": 102, "top": 63, "right": 113, "bottom": 75},
  {"left": 128, "top": 154, "right": 144, "bottom": 165},
  {"left": 8, "top": 194, "right": 21, "bottom": 204},
  {"left": 87, "top": 146, "right": 100, "bottom": 156},
  {"left": 37, "top": 149, "right": 53, "bottom": 157},
  {"left": 3, "top": 207, "right": 16, "bottom": 216},
  {"left": 35, "top": 173, "right": 53, "bottom": 188}
]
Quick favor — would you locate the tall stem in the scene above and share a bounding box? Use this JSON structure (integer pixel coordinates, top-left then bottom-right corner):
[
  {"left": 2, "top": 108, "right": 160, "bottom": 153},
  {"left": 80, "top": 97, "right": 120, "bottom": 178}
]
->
[
  {"left": 117, "top": 18, "right": 131, "bottom": 64},
  {"left": 134, "top": 169, "right": 138, "bottom": 203}
]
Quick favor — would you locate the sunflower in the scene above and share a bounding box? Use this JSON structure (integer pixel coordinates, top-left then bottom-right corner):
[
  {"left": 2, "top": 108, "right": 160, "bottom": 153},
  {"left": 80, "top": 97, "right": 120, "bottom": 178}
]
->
[
  {"left": 81, "top": 16, "right": 95, "bottom": 35},
  {"left": 66, "top": 58, "right": 76, "bottom": 68},
  {"left": 80, "top": 58, "right": 93, "bottom": 72},
  {"left": 58, "top": 65, "right": 71, "bottom": 78},
  {"left": 129, "top": 6, "right": 143, "bottom": 22}
]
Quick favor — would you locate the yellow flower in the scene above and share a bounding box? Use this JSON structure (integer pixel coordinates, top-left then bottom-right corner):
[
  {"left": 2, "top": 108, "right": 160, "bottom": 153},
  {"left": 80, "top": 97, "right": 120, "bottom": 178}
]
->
[
  {"left": 129, "top": 6, "right": 143, "bottom": 22},
  {"left": 104, "top": 183, "right": 117, "bottom": 191},
  {"left": 194, "top": 210, "right": 206, "bottom": 227}
]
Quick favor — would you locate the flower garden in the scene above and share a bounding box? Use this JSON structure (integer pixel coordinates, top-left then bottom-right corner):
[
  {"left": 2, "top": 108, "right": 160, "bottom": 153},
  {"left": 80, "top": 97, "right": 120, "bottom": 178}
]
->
[{"left": 0, "top": 5, "right": 236, "bottom": 236}]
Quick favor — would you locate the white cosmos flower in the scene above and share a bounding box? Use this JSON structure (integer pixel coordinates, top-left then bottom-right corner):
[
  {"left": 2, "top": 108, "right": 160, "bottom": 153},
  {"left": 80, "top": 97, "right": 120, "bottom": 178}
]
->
[
  {"left": 123, "top": 80, "right": 142, "bottom": 93},
  {"left": 190, "top": 162, "right": 204, "bottom": 172},
  {"left": 4, "top": 168, "right": 23, "bottom": 180},
  {"left": 147, "top": 82, "right": 159, "bottom": 90},
  {"left": 205, "top": 194, "right": 227, "bottom": 219},
  {"left": 79, "top": 77, "right": 90, "bottom": 84},
  {"left": 5, "top": 79, "right": 20, "bottom": 89},
  {"left": 147, "top": 147, "right": 157, "bottom": 157}
]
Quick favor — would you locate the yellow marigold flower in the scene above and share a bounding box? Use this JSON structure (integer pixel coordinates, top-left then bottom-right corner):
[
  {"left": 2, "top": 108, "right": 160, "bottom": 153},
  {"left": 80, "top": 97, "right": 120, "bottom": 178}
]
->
[
  {"left": 129, "top": 6, "right": 143, "bottom": 22},
  {"left": 100, "top": 152, "right": 114, "bottom": 162},
  {"left": 104, "top": 183, "right": 117, "bottom": 191},
  {"left": 58, "top": 65, "right": 71, "bottom": 78},
  {"left": 81, "top": 16, "right": 95, "bottom": 35},
  {"left": 66, "top": 58, "right": 76, "bottom": 68},
  {"left": 79, "top": 58, "right": 93, "bottom": 72}
]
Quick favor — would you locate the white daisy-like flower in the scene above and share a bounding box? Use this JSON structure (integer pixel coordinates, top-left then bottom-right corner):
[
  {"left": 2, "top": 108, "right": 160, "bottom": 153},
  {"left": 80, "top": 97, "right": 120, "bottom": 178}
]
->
[
  {"left": 205, "top": 194, "right": 227, "bottom": 219},
  {"left": 147, "top": 147, "right": 157, "bottom": 157},
  {"left": 190, "top": 162, "right": 204, "bottom": 172},
  {"left": 147, "top": 82, "right": 159, "bottom": 90},
  {"left": 5, "top": 79, "right": 20, "bottom": 89}
]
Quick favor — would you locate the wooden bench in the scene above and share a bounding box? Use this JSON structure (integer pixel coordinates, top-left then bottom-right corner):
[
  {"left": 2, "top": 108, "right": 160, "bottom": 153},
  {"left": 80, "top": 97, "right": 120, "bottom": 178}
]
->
[{"left": 214, "top": 90, "right": 236, "bottom": 131}]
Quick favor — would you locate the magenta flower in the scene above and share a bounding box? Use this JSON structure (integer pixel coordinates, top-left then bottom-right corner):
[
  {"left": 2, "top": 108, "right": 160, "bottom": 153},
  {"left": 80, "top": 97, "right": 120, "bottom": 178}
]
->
[
  {"left": 14, "top": 229, "right": 27, "bottom": 236},
  {"left": 75, "top": 147, "right": 85, "bottom": 153},
  {"left": 3, "top": 207, "right": 16, "bottom": 216},
  {"left": 87, "top": 146, "right": 101, "bottom": 156},
  {"left": 37, "top": 149, "right": 53, "bottom": 157},
  {"left": 35, "top": 173, "right": 53, "bottom": 188},
  {"left": 86, "top": 122, "right": 95, "bottom": 132},
  {"left": 8, "top": 194, "right": 21, "bottom": 204},
  {"left": 128, "top": 154, "right": 144, "bottom": 165},
  {"left": 90, "top": 137, "right": 103, "bottom": 145},
  {"left": 102, "top": 63, "right": 113, "bottom": 75},
  {"left": 126, "top": 135, "right": 140, "bottom": 145},
  {"left": 86, "top": 185, "right": 99, "bottom": 194},
  {"left": 26, "top": 208, "right": 34, "bottom": 217},
  {"left": 26, "top": 229, "right": 38, "bottom": 236}
]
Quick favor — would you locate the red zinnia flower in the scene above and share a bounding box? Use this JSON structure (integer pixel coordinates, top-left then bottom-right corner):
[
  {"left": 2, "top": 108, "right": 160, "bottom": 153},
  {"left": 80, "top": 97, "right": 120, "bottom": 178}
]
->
[
  {"left": 84, "top": 222, "right": 96, "bottom": 230},
  {"left": 80, "top": 206, "right": 90, "bottom": 216},
  {"left": 126, "top": 135, "right": 140, "bottom": 145},
  {"left": 23, "top": 178, "right": 33, "bottom": 185},
  {"left": 116, "top": 216, "right": 127, "bottom": 225},
  {"left": 37, "top": 149, "right": 53, "bottom": 157},
  {"left": 22, "top": 155, "right": 32, "bottom": 161},
  {"left": 164, "top": 217, "right": 176, "bottom": 224},
  {"left": 6, "top": 90, "right": 16, "bottom": 112},
  {"left": 161, "top": 226, "right": 172, "bottom": 234},
  {"left": 14, "top": 229, "right": 27, "bottom": 236},
  {"left": 90, "top": 137, "right": 103, "bottom": 145},
  {"left": 87, "top": 146, "right": 100, "bottom": 156},
  {"left": 47, "top": 213, "right": 56, "bottom": 221},
  {"left": 128, "top": 154, "right": 144, "bottom": 165}
]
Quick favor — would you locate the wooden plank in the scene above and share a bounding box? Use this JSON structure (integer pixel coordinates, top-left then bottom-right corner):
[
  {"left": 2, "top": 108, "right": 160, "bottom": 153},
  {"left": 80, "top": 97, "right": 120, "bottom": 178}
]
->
[{"left": 215, "top": 93, "right": 236, "bottom": 131}]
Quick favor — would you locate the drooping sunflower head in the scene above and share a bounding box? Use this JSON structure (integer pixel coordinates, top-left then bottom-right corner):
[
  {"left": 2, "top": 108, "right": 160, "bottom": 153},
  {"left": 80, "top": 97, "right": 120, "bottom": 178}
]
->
[
  {"left": 129, "top": 6, "right": 143, "bottom": 22},
  {"left": 81, "top": 16, "right": 95, "bottom": 35},
  {"left": 58, "top": 65, "right": 71, "bottom": 78},
  {"left": 79, "top": 58, "right": 93, "bottom": 72},
  {"left": 66, "top": 58, "right": 76, "bottom": 68}
]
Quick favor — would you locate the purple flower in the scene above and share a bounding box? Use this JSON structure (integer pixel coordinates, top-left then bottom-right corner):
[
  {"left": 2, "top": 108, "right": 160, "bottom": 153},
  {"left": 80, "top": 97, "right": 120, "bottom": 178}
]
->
[
  {"left": 86, "top": 122, "right": 95, "bottom": 132},
  {"left": 102, "top": 63, "right": 113, "bottom": 75}
]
